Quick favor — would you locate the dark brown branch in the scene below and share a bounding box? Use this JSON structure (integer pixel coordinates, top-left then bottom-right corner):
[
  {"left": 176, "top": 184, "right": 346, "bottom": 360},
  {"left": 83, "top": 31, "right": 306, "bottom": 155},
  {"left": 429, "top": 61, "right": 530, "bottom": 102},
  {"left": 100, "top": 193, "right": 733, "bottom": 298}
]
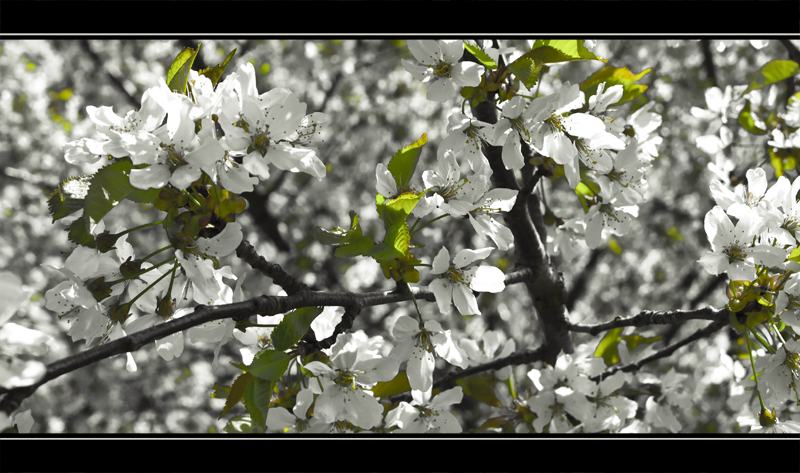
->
[
  {"left": 470, "top": 77, "right": 574, "bottom": 365},
  {"left": 235, "top": 239, "right": 308, "bottom": 295},
  {"left": 568, "top": 306, "right": 729, "bottom": 337},
  {"left": 590, "top": 320, "right": 726, "bottom": 382},
  {"left": 565, "top": 249, "right": 603, "bottom": 312},
  {"left": 699, "top": 40, "right": 718, "bottom": 88},
  {"left": 0, "top": 266, "right": 535, "bottom": 414}
]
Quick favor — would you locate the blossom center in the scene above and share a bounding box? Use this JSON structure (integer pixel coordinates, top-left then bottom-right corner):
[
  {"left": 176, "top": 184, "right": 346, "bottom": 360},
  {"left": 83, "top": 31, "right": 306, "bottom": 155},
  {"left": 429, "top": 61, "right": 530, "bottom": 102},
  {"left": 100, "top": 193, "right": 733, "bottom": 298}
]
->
[
  {"left": 723, "top": 243, "right": 748, "bottom": 264},
  {"left": 432, "top": 60, "right": 453, "bottom": 79},
  {"left": 333, "top": 368, "right": 364, "bottom": 390}
]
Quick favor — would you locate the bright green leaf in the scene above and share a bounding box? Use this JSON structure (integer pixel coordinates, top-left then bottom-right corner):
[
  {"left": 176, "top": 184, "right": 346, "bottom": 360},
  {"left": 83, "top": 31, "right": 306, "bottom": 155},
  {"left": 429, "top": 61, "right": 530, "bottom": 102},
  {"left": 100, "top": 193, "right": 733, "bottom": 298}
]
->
[
  {"left": 370, "top": 371, "right": 411, "bottom": 398},
  {"left": 507, "top": 57, "right": 542, "bottom": 89},
  {"left": 334, "top": 236, "right": 375, "bottom": 257},
  {"left": 525, "top": 39, "right": 607, "bottom": 64},
  {"left": 594, "top": 327, "right": 624, "bottom": 366},
  {"left": 377, "top": 192, "right": 423, "bottom": 229},
  {"left": 167, "top": 44, "right": 201, "bottom": 95},
  {"left": 248, "top": 349, "right": 292, "bottom": 380},
  {"left": 199, "top": 48, "right": 237, "bottom": 88},
  {"left": 743, "top": 59, "right": 799, "bottom": 95},
  {"left": 463, "top": 42, "right": 497, "bottom": 70},
  {"left": 738, "top": 100, "right": 767, "bottom": 135},
  {"left": 620, "top": 333, "right": 663, "bottom": 353},
  {"left": 271, "top": 306, "right": 323, "bottom": 352},
  {"left": 367, "top": 219, "right": 409, "bottom": 260},
  {"left": 388, "top": 133, "right": 427, "bottom": 190},
  {"left": 580, "top": 66, "right": 651, "bottom": 106}
]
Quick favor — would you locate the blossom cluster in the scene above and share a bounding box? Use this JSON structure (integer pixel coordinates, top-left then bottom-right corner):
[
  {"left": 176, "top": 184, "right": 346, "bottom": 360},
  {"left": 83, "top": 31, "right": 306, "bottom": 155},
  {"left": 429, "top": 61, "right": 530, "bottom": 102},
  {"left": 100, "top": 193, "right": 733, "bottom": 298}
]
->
[
  {"left": 45, "top": 62, "right": 328, "bottom": 370},
  {"left": 699, "top": 167, "right": 800, "bottom": 417}
]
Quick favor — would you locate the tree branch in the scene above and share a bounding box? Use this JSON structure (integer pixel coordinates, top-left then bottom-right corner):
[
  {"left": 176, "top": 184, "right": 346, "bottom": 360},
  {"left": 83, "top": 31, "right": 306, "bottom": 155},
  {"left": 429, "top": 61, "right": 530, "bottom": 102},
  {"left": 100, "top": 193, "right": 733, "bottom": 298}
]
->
[
  {"left": 590, "top": 320, "right": 726, "bottom": 382},
  {"left": 568, "top": 306, "right": 729, "bottom": 337},
  {"left": 0, "top": 265, "right": 535, "bottom": 414},
  {"left": 469, "top": 53, "right": 574, "bottom": 364},
  {"left": 235, "top": 239, "right": 308, "bottom": 295}
]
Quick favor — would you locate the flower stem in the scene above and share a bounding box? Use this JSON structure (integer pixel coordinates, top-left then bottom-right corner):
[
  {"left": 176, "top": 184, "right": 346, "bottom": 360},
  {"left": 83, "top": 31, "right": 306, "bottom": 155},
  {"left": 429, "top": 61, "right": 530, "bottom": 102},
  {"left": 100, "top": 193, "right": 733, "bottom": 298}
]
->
[
  {"left": 410, "top": 214, "right": 451, "bottom": 238},
  {"left": 108, "top": 256, "right": 176, "bottom": 286},
  {"left": 128, "top": 261, "right": 180, "bottom": 308},
  {"left": 404, "top": 280, "right": 423, "bottom": 323},
  {"left": 141, "top": 245, "right": 173, "bottom": 264},
  {"left": 744, "top": 326, "right": 767, "bottom": 413},
  {"left": 115, "top": 220, "right": 164, "bottom": 238}
]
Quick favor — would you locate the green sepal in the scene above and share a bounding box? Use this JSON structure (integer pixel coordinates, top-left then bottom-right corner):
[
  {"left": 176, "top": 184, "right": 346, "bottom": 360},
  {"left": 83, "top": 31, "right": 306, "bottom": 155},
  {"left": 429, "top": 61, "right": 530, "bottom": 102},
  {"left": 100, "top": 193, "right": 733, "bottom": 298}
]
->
[
  {"left": 271, "top": 306, "right": 324, "bottom": 352},
  {"left": 463, "top": 41, "right": 497, "bottom": 70},
  {"left": 770, "top": 147, "right": 798, "bottom": 178},
  {"left": 48, "top": 175, "right": 91, "bottom": 222},
  {"left": 243, "top": 376, "right": 274, "bottom": 430},
  {"left": 743, "top": 59, "right": 799, "bottom": 95},
  {"left": 220, "top": 371, "right": 251, "bottom": 419},
  {"left": 167, "top": 44, "right": 201, "bottom": 95},
  {"left": 738, "top": 100, "right": 767, "bottom": 135},
  {"left": 580, "top": 66, "right": 651, "bottom": 106},
  {"left": 199, "top": 48, "right": 237, "bottom": 88},
  {"left": 388, "top": 133, "right": 427, "bottom": 190},
  {"left": 248, "top": 349, "right": 292, "bottom": 381}
]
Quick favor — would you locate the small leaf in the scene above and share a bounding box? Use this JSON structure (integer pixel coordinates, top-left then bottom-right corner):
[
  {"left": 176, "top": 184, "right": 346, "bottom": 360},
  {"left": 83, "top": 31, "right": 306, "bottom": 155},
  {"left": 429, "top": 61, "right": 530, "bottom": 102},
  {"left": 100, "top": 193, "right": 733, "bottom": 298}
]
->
[
  {"left": 457, "top": 372, "right": 502, "bottom": 407},
  {"left": 220, "top": 372, "right": 252, "bottom": 419},
  {"left": 243, "top": 377, "right": 274, "bottom": 429},
  {"left": 620, "top": 333, "right": 663, "bottom": 353},
  {"left": 167, "top": 44, "right": 201, "bottom": 95},
  {"left": 580, "top": 66, "right": 651, "bottom": 106},
  {"left": 377, "top": 192, "right": 423, "bottom": 229},
  {"left": 463, "top": 42, "right": 497, "bottom": 70},
  {"left": 743, "top": 59, "right": 799, "bottom": 95},
  {"left": 199, "top": 48, "right": 237, "bottom": 88},
  {"left": 738, "top": 100, "right": 767, "bottom": 135},
  {"left": 507, "top": 57, "right": 542, "bottom": 89},
  {"left": 388, "top": 134, "right": 427, "bottom": 190},
  {"left": 248, "top": 349, "right": 292, "bottom": 380},
  {"left": 271, "top": 306, "right": 323, "bottom": 352},
  {"left": 370, "top": 371, "right": 411, "bottom": 398},
  {"left": 523, "top": 39, "right": 607, "bottom": 64},
  {"left": 84, "top": 160, "right": 136, "bottom": 234},
  {"left": 48, "top": 175, "right": 91, "bottom": 222},
  {"left": 594, "top": 327, "right": 624, "bottom": 366}
]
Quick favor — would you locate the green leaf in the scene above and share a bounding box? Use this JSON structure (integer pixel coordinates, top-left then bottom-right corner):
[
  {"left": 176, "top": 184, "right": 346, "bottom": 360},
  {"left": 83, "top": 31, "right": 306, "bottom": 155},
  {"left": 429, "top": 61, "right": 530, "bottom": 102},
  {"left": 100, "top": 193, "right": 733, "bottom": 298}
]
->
[
  {"left": 738, "top": 100, "right": 767, "bottom": 135},
  {"left": 199, "top": 48, "right": 237, "bottom": 88},
  {"left": 243, "top": 377, "right": 274, "bottom": 429},
  {"left": 788, "top": 247, "right": 800, "bottom": 264},
  {"left": 524, "top": 39, "right": 607, "bottom": 64},
  {"left": 594, "top": 327, "right": 624, "bottom": 366},
  {"left": 457, "top": 372, "right": 502, "bottom": 407},
  {"left": 271, "top": 306, "right": 323, "bottom": 352},
  {"left": 507, "top": 57, "right": 542, "bottom": 89},
  {"left": 220, "top": 372, "right": 251, "bottom": 419},
  {"left": 248, "top": 349, "right": 292, "bottom": 380},
  {"left": 84, "top": 160, "right": 136, "bottom": 234},
  {"left": 743, "top": 59, "right": 799, "bottom": 95},
  {"left": 620, "top": 333, "right": 663, "bottom": 353},
  {"left": 580, "top": 66, "right": 651, "bottom": 106},
  {"left": 167, "top": 44, "right": 201, "bottom": 95},
  {"left": 377, "top": 192, "right": 423, "bottom": 229},
  {"left": 367, "top": 219, "right": 409, "bottom": 260},
  {"left": 388, "top": 133, "right": 427, "bottom": 190},
  {"left": 67, "top": 215, "right": 95, "bottom": 248},
  {"left": 370, "top": 371, "right": 411, "bottom": 398},
  {"left": 333, "top": 236, "right": 375, "bottom": 257},
  {"left": 48, "top": 175, "right": 90, "bottom": 222},
  {"left": 463, "top": 42, "right": 497, "bottom": 70}
]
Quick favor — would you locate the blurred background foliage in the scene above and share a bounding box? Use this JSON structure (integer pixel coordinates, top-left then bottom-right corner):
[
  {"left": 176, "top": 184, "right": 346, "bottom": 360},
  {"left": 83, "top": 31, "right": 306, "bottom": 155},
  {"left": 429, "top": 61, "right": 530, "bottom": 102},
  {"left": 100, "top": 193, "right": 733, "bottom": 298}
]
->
[{"left": 1, "top": 39, "right": 797, "bottom": 433}]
